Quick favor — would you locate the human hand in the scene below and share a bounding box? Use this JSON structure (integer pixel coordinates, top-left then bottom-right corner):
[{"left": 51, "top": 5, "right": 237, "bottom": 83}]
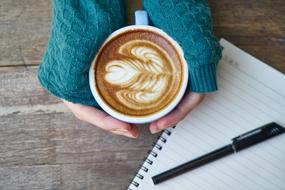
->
[
  {"left": 149, "top": 92, "right": 205, "bottom": 134},
  {"left": 63, "top": 100, "right": 139, "bottom": 139}
]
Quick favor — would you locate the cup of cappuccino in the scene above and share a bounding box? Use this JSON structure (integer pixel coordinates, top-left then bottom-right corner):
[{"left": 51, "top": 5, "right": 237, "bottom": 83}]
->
[{"left": 89, "top": 10, "right": 188, "bottom": 123}]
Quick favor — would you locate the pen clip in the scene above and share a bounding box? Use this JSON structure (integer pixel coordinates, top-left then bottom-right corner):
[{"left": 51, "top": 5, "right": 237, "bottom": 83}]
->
[
  {"left": 231, "top": 122, "right": 284, "bottom": 143},
  {"left": 232, "top": 128, "right": 262, "bottom": 142}
]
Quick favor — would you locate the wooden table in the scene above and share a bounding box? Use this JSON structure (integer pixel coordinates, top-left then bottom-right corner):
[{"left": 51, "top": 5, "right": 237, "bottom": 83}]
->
[{"left": 0, "top": 0, "right": 284, "bottom": 189}]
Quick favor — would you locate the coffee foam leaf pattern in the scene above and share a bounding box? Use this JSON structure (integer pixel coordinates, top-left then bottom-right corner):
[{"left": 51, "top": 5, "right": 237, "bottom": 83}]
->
[{"left": 104, "top": 40, "right": 175, "bottom": 110}]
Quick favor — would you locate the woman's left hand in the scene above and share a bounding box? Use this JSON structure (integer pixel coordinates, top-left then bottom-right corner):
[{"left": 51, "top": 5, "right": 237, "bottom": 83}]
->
[{"left": 149, "top": 92, "right": 205, "bottom": 134}]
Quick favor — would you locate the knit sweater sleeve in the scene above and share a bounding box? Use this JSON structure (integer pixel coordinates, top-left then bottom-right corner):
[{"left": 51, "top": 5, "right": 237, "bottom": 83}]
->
[
  {"left": 38, "top": 0, "right": 126, "bottom": 107},
  {"left": 142, "top": 0, "right": 223, "bottom": 93}
]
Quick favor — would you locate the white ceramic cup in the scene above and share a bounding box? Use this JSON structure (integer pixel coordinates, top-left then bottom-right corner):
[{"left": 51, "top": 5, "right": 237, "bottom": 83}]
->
[{"left": 89, "top": 10, "right": 188, "bottom": 123}]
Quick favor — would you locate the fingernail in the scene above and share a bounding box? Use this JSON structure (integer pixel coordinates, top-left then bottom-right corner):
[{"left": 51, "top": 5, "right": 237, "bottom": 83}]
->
[
  {"left": 157, "top": 121, "right": 165, "bottom": 128},
  {"left": 125, "top": 133, "right": 136, "bottom": 138},
  {"left": 150, "top": 126, "right": 161, "bottom": 134},
  {"left": 115, "top": 128, "right": 129, "bottom": 133}
]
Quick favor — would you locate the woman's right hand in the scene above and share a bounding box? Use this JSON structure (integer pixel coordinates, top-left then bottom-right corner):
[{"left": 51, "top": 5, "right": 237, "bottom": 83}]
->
[{"left": 63, "top": 100, "right": 139, "bottom": 139}]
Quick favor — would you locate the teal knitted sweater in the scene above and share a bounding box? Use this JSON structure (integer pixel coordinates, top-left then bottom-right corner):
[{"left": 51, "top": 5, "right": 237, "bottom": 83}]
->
[{"left": 38, "top": 0, "right": 222, "bottom": 107}]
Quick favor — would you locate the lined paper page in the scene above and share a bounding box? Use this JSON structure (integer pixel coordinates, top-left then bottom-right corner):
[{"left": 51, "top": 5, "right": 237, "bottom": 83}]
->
[{"left": 128, "top": 39, "right": 285, "bottom": 190}]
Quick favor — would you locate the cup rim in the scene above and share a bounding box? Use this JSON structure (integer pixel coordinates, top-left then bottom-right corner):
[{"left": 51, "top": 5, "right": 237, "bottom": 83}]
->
[{"left": 89, "top": 25, "right": 189, "bottom": 123}]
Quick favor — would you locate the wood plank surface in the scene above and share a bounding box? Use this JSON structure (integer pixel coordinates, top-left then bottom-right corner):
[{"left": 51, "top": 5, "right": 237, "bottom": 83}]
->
[
  {"left": 0, "top": 112, "right": 156, "bottom": 189},
  {"left": 0, "top": 67, "right": 58, "bottom": 108},
  {"left": 0, "top": 0, "right": 284, "bottom": 189},
  {"left": 0, "top": 66, "right": 157, "bottom": 189},
  {"left": 0, "top": 111, "right": 157, "bottom": 165},
  {"left": 209, "top": 0, "right": 285, "bottom": 72},
  {"left": 0, "top": 0, "right": 141, "bottom": 67},
  {"left": 0, "top": 0, "right": 51, "bottom": 66},
  {"left": 1, "top": 0, "right": 284, "bottom": 71},
  {"left": 0, "top": 163, "right": 140, "bottom": 190}
]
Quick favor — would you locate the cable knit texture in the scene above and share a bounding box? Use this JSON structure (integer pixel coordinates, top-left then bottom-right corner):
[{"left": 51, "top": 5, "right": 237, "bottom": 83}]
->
[
  {"left": 38, "top": 0, "right": 222, "bottom": 107},
  {"left": 143, "top": 0, "right": 223, "bottom": 92},
  {"left": 38, "top": 0, "right": 126, "bottom": 107}
]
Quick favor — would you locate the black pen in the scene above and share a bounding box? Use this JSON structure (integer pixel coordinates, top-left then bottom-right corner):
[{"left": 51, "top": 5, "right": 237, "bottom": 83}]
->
[{"left": 152, "top": 122, "right": 285, "bottom": 185}]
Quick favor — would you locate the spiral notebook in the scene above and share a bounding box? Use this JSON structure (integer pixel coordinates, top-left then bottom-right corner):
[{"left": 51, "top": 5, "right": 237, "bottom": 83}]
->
[{"left": 127, "top": 39, "right": 285, "bottom": 190}]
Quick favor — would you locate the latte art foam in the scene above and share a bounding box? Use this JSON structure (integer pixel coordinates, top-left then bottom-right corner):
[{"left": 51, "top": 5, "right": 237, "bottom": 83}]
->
[
  {"left": 104, "top": 40, "right": 174, "bottom": 110},
  {"left": 94, "top": 30, "right": 183, "bottom": 116}
]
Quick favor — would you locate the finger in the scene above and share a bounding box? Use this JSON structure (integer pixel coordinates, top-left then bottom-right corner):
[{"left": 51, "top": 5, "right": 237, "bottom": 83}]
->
[
  {"left": 64, "top": 100, "right": 125, "bottom": 130},
  {"left": 128, "top": 124, "right": 139, "bottom": 138},
  {"left": 112, "top": 124, "right": 139, "bottom": 138},
  {"left": 102, "top": 117, "right": 139, "bottom": 138},
  {"left": 149, "top": 120, "right": 164, "bottom": 134},
  {"left": 63, "top": 100, "right": 138, "bottom": 137},
  {"left": 149, "top": 93, "right": 205, "bottom": 134},
  {"left": 110, "top": 126, "right": 139, "bottom": 138},
  {"left": 149, "top": 108, "right": 182, "bottom": 134},
  {"left": 158, "top": 93, "right": 205, "bottom": 128},
  {"left": 111, "top": 130, "right": 132, "bottom": 138},
  {"left": 84, "top": 109, "right": 138, "bottom": 136},
  {"left": 103, "top": 115, "right": 133, "bottom": 131}
]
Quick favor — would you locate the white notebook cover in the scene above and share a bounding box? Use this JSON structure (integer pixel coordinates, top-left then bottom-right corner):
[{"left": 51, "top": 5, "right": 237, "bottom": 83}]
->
[{"left": 128, "top": 39, "right": 285, "bottom": 190}]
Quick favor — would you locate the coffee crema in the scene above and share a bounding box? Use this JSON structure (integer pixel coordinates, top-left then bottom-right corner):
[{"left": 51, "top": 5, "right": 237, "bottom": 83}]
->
[{"left": 93, "top": 29, "right": 184, "bottom": 116}]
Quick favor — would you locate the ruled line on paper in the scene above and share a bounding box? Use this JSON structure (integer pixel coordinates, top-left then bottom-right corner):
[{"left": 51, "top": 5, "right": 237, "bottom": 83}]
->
[
  {"left": 131, "top": 40, "right": 285, "bottom": 190},
  {"left": 147, "top": 99, "right": 285, "bottom": 189},
  {"left": 219, "top": 58, "right": 285, "bottom": 102},
  {"left": 220, "top": 39, "right": 285, "bottom": 98},
  {"left": 218, "top": 66, "right": 285, "bottom": 117},
  {"left": 219, "top": 61, "right": 285, "bottom": 108}
]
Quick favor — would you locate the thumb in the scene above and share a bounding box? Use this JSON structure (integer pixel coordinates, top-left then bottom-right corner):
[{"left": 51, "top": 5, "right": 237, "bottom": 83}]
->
[{"left": 97, "top": 115, "right": 139, "bottom": 138}]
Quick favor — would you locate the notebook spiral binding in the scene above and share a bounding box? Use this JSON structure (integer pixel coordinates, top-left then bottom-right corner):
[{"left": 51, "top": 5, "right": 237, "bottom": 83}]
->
[{"left": 127, "top": 127, "right": 175, "bottom": 190}]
